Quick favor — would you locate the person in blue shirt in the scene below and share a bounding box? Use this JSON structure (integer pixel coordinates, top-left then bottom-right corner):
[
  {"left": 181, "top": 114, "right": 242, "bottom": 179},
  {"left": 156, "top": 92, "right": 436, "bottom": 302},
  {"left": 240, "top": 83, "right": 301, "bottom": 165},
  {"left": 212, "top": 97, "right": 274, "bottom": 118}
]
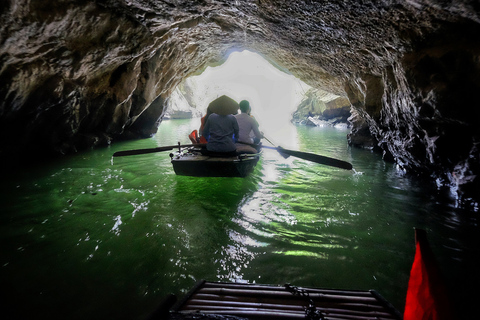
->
[{"left": 202, "top": 112, "right": 239, "bottom": 156}]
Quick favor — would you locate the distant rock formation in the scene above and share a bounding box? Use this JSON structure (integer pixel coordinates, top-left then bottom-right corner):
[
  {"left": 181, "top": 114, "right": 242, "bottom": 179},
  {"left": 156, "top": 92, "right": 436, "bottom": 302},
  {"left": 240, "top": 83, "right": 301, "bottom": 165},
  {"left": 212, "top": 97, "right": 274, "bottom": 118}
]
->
[
  {"left": 292, "top": 89, "right": 351, "bottom": 127},
  {"left": 163, "top": 83, "right": 202, "bottom": 119}
]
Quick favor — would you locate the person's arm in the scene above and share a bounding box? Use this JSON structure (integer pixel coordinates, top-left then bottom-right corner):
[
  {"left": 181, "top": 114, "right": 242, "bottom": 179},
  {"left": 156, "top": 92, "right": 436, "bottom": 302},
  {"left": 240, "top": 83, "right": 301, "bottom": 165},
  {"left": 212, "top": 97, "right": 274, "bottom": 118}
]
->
[
  {"left": 199, "top": 115, "right": 206, "bottom": 135},
  {"left": 233, "top": 117, "right": 239, "bottom": 142},
  {"left": 250, "top": 117, "right": 263, "bottom": 140},
  {"left": 203, "top": 117, "right": 211, "bottom": 140}
]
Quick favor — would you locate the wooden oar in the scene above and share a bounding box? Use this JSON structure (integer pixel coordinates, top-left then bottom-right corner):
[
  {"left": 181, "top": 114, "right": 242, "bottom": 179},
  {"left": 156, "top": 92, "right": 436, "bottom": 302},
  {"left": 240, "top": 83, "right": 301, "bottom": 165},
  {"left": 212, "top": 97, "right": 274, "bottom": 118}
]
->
[
  {"left": 240, "top": 141, "right": 352, "bottom": 170},
  {"left": 262, "top": 137, "right": 290, "bottom": 159},
  {"left": 275, "top": 146, "right": 353, "bottom": 170},
  {"left": 112, "top": 143, "right": 206, "bottom": 157}
]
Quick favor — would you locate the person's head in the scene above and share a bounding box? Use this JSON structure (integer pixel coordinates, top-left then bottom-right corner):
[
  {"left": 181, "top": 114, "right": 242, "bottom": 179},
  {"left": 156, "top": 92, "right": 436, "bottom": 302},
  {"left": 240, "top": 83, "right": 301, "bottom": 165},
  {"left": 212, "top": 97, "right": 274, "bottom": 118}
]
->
[{"left": 239, "top": 100, "right": 250, "bottom": 113}]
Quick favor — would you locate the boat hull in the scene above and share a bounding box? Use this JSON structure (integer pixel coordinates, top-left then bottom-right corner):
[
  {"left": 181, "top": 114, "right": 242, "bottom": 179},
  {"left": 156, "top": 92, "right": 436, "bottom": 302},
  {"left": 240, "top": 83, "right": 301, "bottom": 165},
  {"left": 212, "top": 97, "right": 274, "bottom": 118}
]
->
[{"left": 170, "top": 149, "right": 260, "bottom": 177}]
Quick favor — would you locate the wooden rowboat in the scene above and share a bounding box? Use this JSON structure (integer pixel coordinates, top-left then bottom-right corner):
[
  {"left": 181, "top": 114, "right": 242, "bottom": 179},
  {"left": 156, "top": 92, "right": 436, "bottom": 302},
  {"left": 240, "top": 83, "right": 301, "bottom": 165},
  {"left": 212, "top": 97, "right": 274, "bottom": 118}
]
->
[
  {"left": 150, "top": 280, "right": 402, "bottom": 320},
  {"left": 169, "top": 146, "right": 261, "bottom": 178},
  {"left": 113, "top": 142, "right": 353, "bottom": 172}
]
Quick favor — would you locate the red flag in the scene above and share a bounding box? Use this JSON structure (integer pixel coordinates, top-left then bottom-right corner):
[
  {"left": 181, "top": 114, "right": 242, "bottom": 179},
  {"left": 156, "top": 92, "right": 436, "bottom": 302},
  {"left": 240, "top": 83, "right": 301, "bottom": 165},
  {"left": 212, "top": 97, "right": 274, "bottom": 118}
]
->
[{"left": 404, "top": 229, "right": 454, "bottom": 320}]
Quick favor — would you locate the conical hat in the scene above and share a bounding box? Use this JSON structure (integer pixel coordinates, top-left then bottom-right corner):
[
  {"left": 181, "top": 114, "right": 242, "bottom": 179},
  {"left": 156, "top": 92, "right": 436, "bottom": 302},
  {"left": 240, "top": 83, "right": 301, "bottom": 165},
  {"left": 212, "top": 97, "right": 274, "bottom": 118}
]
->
[{"left": 208, "top": 95, "right": 239, "bottom": 115}]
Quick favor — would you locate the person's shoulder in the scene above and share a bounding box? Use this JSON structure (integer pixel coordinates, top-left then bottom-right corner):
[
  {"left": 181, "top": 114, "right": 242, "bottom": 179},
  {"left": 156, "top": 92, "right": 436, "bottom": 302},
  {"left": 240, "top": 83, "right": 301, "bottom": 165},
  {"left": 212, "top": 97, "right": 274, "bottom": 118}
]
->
[{"left": 235, "top": 113, "right": 249, "bottom": 119}]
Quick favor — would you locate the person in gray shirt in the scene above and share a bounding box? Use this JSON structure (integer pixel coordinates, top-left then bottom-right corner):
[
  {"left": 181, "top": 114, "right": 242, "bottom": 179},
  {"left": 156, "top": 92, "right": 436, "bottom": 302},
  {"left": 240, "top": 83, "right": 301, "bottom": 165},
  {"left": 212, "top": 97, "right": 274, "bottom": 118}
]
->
[{"left": 234, "top": 100, "right": 263, "bottom": 144}]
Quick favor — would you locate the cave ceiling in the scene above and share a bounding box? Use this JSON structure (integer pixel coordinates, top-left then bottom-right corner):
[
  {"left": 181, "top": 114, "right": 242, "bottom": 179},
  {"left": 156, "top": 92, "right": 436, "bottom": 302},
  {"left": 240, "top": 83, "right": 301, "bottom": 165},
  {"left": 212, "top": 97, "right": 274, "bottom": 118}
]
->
[{"left": 1, "top": 0, "right": 479, "bottom": 204}]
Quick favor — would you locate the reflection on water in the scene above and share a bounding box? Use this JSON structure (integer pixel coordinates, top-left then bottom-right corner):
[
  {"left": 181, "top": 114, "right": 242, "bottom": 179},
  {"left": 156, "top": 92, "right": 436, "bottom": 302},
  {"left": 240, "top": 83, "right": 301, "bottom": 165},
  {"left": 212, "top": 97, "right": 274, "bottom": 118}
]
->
[{"left": 0, "top": 119, "right": 479, "bottom": 320}]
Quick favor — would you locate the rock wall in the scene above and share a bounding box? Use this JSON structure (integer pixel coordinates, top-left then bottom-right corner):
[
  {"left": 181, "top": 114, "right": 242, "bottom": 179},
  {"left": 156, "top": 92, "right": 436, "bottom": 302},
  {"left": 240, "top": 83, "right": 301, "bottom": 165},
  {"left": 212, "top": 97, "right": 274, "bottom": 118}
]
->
[{"left": 1, "top": 0, "right": 479, "bottom": 205}]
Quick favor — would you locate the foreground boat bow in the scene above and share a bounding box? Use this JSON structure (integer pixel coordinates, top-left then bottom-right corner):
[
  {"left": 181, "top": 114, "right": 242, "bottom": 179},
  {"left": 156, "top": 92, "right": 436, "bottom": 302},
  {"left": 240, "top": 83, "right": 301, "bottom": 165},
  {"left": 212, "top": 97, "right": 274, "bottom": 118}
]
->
[{"left": 153, "top": 280, "right": 402, "bottom": 320}]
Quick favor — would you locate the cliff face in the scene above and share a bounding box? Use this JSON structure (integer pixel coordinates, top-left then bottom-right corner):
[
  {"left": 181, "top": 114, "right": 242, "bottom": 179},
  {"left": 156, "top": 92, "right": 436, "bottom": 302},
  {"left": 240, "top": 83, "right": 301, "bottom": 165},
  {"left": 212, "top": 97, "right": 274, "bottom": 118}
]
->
[{"left": 1, "top": 0, "right": 479, "bottom": 205}]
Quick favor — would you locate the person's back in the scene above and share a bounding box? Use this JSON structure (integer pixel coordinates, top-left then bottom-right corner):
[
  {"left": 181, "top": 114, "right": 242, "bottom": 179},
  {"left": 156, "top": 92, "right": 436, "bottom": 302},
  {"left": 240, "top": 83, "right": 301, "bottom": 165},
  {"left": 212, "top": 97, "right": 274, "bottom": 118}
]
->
[
  {"left": 202, "top": 113, "right": 239, "bottom": 154},
  {"left": 234, "top": 100, "right": 263, "bottom": 144}
]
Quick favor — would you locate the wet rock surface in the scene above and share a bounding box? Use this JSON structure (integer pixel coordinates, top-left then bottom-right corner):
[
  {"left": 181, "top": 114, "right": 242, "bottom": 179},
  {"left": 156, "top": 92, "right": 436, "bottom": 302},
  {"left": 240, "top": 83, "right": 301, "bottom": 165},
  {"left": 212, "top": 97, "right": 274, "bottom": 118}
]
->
[{"left": 1, "top": 0, "right": 479, "bottom": 205}]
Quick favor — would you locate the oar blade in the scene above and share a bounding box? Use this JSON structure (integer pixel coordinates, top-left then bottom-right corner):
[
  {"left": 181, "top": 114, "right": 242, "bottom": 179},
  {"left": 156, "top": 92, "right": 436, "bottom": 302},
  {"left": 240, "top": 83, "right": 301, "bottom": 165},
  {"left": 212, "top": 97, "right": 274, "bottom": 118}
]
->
[
  {"left": 277, "top": 147, "right": 353, "bottom": 170},
  {"left": 238, "top": 142, "right": 352, "bottom": 170},
  {"left": 113, "top": 146, "right": 174, "bottom": 157}
]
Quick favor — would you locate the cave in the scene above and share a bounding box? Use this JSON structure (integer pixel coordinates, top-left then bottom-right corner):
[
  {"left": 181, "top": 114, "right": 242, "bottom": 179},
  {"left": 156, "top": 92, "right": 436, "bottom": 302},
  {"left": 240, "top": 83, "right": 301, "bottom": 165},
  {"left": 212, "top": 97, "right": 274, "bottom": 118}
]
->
[
  {"left": 1, "top": 1, "right": 479, "bottom": 206},
  {"left": 3, "top": 2, "right": 480, "bottom": 319}
]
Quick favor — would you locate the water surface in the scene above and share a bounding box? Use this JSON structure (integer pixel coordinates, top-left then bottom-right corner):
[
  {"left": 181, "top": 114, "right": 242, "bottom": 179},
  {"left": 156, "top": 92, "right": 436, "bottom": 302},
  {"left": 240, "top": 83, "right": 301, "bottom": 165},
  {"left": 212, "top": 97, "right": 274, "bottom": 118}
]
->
[{"left": 1, "top": 119, "right": 479, "bottom": 319}]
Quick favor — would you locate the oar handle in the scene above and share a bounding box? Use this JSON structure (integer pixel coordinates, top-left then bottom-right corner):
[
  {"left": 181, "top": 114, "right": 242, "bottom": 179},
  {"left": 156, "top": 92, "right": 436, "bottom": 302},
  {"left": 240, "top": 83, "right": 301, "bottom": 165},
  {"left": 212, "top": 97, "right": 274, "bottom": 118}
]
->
[{"left": 263, "top": 136, "right": 276, "bottom": 147}]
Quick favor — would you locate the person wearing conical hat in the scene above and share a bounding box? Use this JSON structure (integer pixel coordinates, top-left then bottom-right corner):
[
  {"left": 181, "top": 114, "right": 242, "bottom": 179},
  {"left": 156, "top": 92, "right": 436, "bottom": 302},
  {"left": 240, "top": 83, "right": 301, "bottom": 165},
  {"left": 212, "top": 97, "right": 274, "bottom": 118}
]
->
[{"left": 202, "top": 106, "right": 239, "bottom": 156}]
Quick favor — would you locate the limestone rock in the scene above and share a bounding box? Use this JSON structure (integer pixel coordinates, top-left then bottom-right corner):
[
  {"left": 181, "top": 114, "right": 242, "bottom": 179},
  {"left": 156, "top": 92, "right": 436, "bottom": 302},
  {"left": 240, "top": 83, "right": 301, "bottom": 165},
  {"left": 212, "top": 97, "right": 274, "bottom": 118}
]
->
[
  {"left": 292, "top": 89, "right": 351, "bottom": 126},
  {"left": 164, "top": 85, "right": 202, "bottom": 119},
  {"left": 292, "top": 89, "right": 328, "bottom": 123},
  {"left": 292, "top": 89, "right": 351, "bottom": 127}
]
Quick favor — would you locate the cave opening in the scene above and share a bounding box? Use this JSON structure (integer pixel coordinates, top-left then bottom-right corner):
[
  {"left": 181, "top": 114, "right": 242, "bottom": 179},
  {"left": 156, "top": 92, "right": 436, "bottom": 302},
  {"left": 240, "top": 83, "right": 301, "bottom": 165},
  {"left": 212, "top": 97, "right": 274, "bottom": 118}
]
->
[{"left": 163, "top": 50, "right": 345, "bottom": 144}]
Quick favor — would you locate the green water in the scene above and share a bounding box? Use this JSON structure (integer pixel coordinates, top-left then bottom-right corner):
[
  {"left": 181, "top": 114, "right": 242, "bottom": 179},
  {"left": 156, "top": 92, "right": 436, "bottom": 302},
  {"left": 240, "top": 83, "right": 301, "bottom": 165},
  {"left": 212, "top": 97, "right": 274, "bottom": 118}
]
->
[{"left": 1, "top": 119, "right": 479, "bottom": 320}]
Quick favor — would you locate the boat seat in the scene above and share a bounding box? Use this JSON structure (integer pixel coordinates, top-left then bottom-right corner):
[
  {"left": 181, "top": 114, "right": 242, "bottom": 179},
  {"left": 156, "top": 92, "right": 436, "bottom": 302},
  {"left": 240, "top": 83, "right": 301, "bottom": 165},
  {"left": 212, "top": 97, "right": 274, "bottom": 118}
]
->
[
  {"left": 235, "top": 144, "right": 259, "bottom": 154},
  {"left": 200, "top": 149, "right": 238, "bottom": 157}
]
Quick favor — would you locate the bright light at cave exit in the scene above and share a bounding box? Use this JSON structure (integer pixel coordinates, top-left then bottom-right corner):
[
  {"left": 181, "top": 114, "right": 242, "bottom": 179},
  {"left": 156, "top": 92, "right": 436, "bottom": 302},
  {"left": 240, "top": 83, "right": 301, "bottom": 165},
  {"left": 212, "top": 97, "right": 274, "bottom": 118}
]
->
[{"left": 187, "top": 50, "right": 311, "bottom": 146}]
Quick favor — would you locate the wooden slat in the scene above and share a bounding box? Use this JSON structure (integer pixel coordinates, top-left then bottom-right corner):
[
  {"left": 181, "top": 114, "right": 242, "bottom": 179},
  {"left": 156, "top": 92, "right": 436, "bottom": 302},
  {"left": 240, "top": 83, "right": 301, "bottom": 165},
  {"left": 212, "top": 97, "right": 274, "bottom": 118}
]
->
[
  {"left": 183, "top": 300, "right": 395, "bottom": 318},
  {"left": 197, "top": 287, "right": 379, "bottom": 303},
  {"left": 187, "top": 292, "right": 387, "bottom": 312},
  {"left": 203, "top": 282, "right": 373, "bottom": 296},
  {"left": 185, "top": 298, "right": 304, "bottom": 311},
  {"left": 179, "top": 309, "right": 306, "bottom": 319},
  {"left": 185, "top": 304, "right": 302, "bottom": 314}
]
